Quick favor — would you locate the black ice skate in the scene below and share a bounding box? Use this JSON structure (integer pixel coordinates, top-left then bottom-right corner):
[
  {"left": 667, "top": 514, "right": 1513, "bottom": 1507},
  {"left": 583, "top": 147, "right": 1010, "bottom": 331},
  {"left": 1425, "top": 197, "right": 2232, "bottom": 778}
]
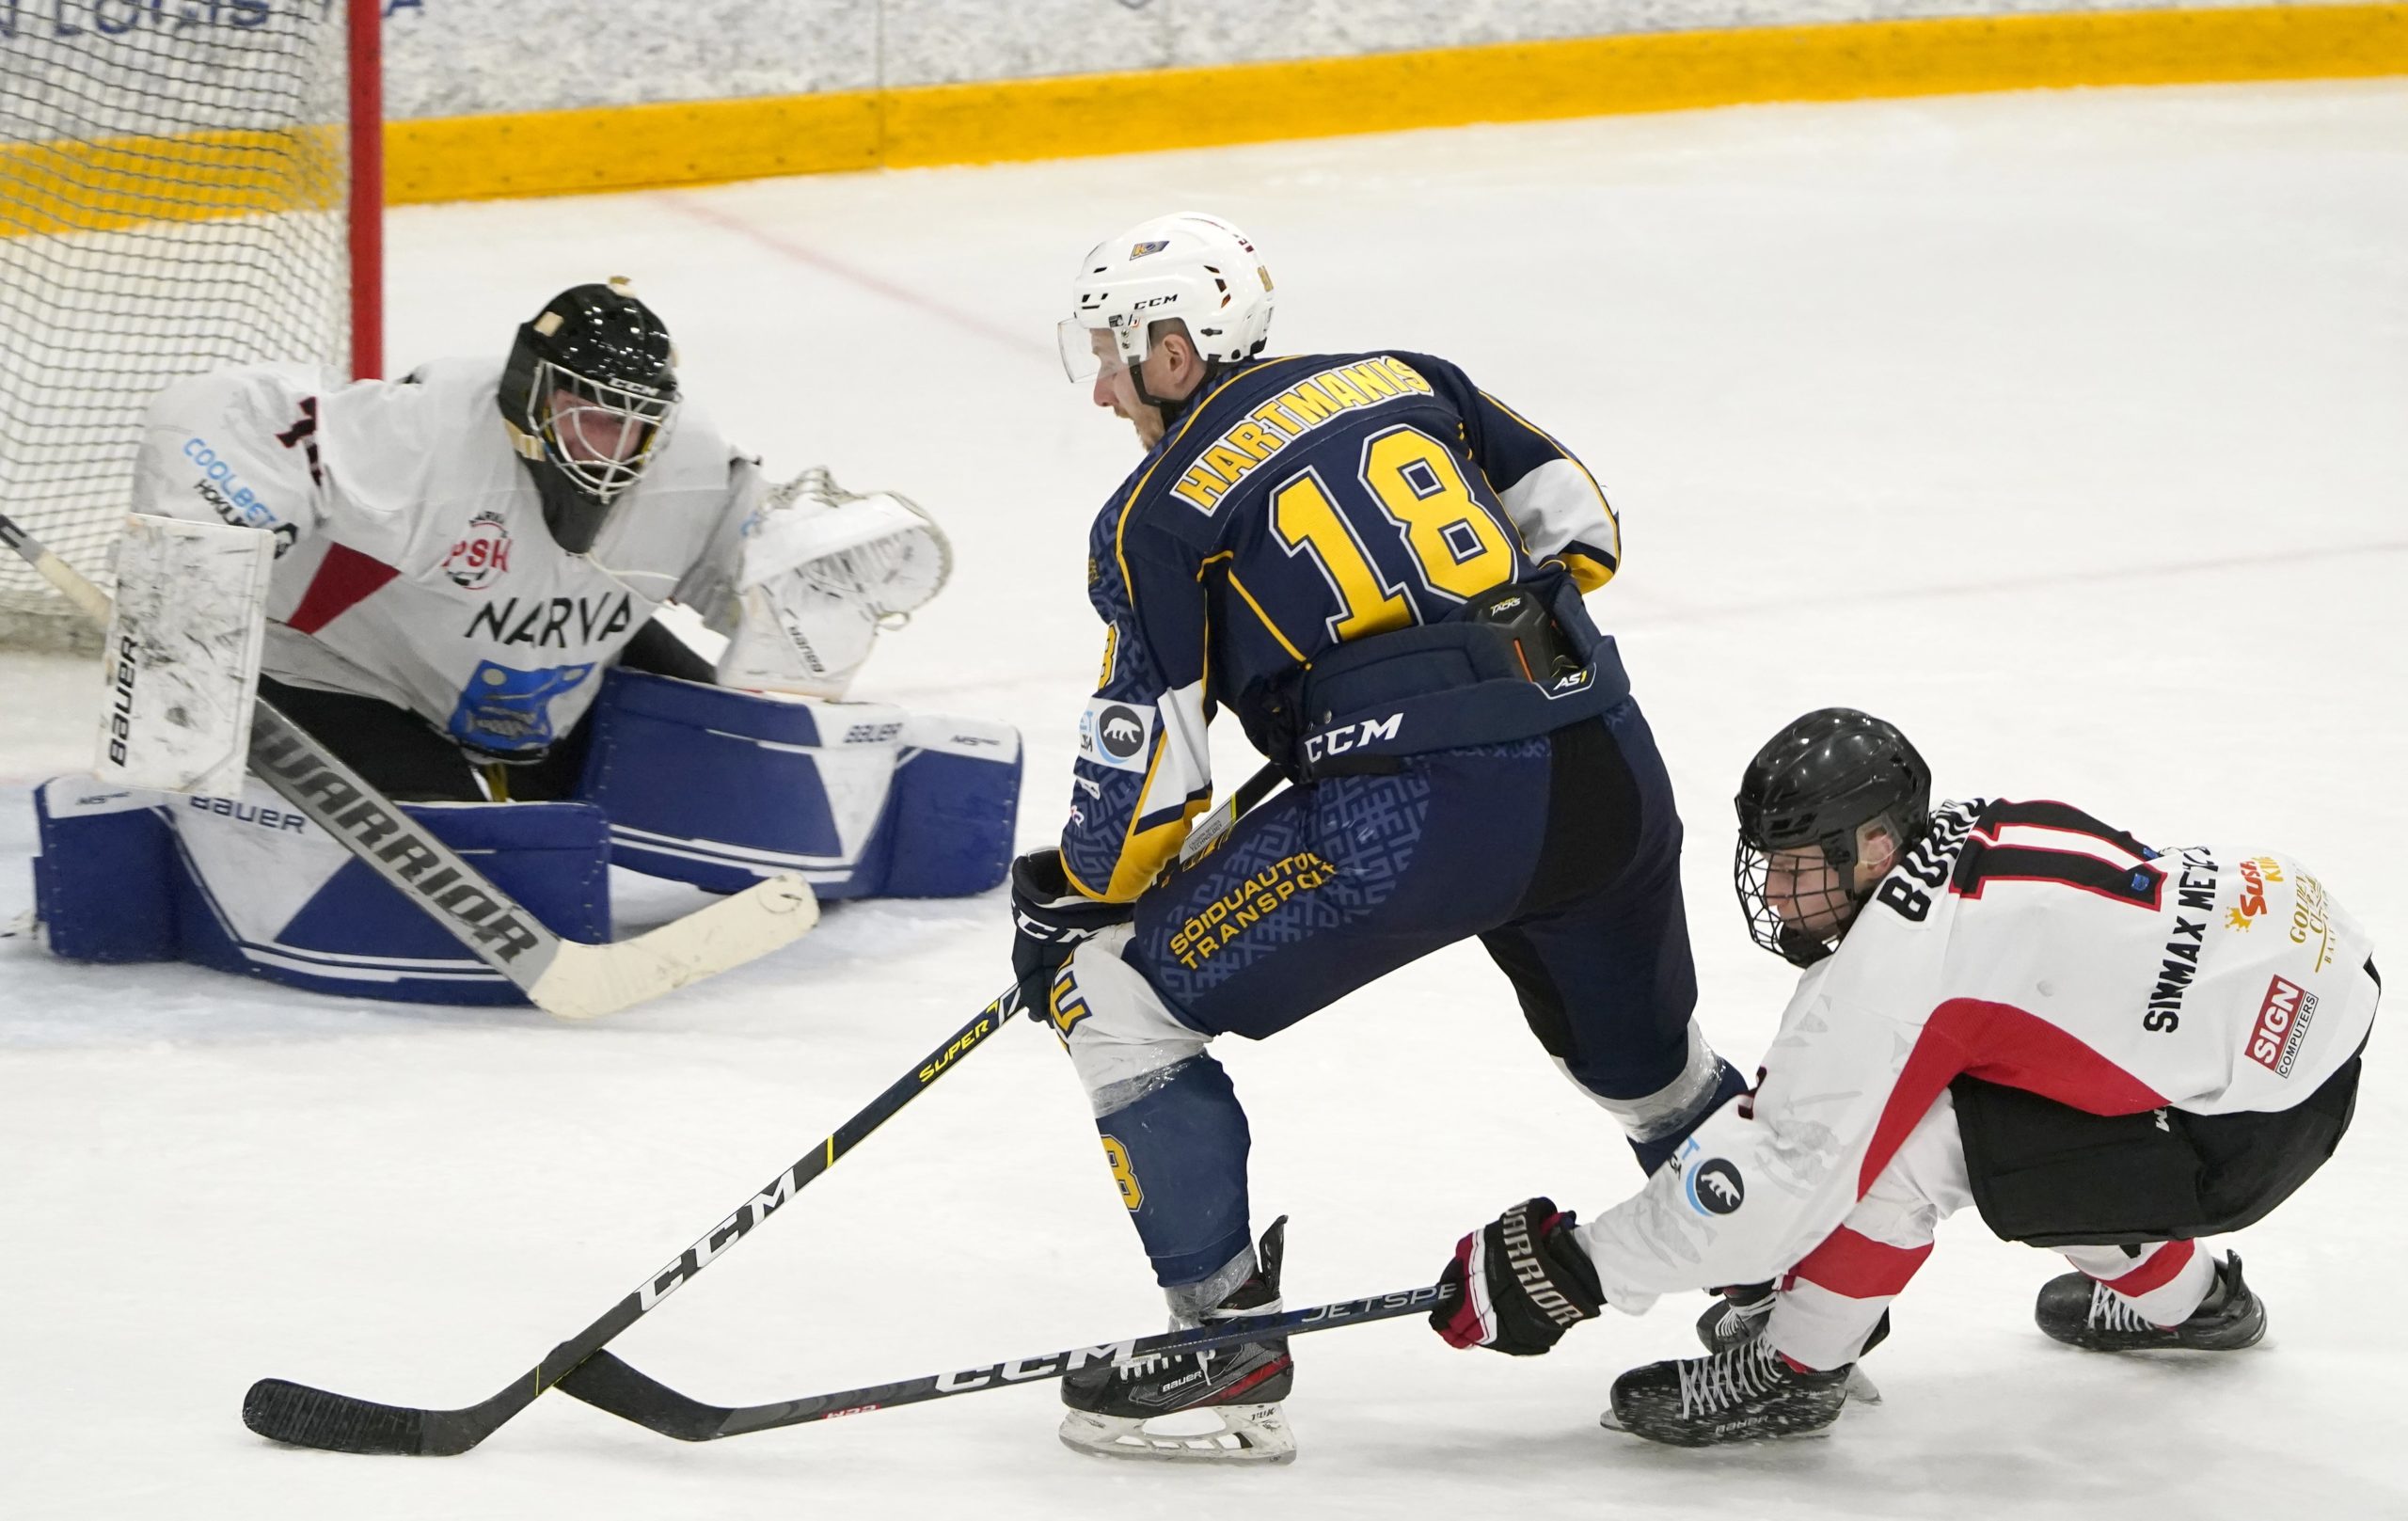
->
[
  {"left": 1605, "top": 1339, "right": 1854, "bottom": 1447},
  {"left": 1058, "top": 1218, "right": 1295, "bottom": 1465},
  {"left": 2035, "top": 1250, "right": 2267, "bottom": 1353},
  {"left": 1692, "top": 1282, "right": 1885, "bottom": 1404}
]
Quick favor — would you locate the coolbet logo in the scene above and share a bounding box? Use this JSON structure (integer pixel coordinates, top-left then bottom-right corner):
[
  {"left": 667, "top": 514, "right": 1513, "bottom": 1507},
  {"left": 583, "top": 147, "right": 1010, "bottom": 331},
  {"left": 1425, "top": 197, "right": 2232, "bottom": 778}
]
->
[
  {"left": 1168, "top": 850, "right": 1336, "bottom": 970},
  {"left": 182, "top": 436, "right": 285, "bottom": 533},
  {"left": 1687, "top": 1159, "right": 1746, "bottom": 1216},
  {"left": 443, "top": 511, "right": 513, "bottom": 590},
  {"left": 2246, "top": 974, "right": 2319, "bottom": 1077},
  {"left": 2225, "top": 856, "right": 2285, "bottom": 931}
]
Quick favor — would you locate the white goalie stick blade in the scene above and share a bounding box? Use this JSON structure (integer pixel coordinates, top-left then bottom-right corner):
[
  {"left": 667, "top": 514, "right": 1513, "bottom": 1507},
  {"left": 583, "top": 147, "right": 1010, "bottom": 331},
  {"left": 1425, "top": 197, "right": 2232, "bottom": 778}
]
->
[
  {"left": 1059, "top": 1405, "right": 1297, "bottom": 1466},
  {"left": 526, "top": 875, "right": 816, "bottom": 1020}
]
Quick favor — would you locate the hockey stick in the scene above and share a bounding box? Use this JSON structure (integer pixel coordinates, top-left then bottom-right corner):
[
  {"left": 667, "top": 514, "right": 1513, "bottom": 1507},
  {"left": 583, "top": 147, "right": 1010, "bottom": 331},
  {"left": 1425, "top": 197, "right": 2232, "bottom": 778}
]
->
[
  {"left": 239, "top": 760, "right": 1289, "bottom": 1452},
  {"left": 242, "top": 987, "right": 1021, "bottom": 1454},
  {"left": 558, "top": 1281, "right": 1458, "bottom": 1442},
  {"left": 0, "top": 509, "right": 816, "bottom": 1019}
]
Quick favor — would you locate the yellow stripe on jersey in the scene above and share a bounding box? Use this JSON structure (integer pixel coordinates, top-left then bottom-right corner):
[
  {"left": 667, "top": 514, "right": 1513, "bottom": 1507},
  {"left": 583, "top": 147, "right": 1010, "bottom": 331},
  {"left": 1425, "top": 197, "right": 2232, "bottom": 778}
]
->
[
  {"left": 1063, "top": 727, "right": 1214, "bottom": 903},
  {"left": 1560, "top": 551, "right": 1616, "bottom": 594},
  {"left": 1226, "top": 569, "right": 1308, "bottom": 664}
]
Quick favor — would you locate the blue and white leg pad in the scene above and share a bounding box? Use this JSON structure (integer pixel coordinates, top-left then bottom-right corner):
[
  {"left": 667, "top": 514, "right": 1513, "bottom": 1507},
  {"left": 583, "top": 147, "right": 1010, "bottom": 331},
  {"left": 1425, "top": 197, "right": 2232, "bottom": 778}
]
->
[
  {"left": 574, "top": 670, "right": 1021, "bottom": 899},
  {"left": 33, "top": 777, "right": 609, "bottom": 1006}
]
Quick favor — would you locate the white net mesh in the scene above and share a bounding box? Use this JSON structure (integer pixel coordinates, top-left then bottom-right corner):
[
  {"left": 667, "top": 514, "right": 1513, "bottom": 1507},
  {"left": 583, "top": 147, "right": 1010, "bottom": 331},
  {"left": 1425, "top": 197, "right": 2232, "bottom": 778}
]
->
[{"left": 0, "top": 8, "right": 355, "bottom": 650}]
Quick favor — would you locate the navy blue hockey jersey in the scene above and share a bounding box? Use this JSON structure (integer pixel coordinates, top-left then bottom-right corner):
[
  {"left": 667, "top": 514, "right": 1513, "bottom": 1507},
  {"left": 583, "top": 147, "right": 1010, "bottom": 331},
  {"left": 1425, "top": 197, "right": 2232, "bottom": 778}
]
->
[{"left": 1062, "top": 350, "right": 1622, "bottom": 900}]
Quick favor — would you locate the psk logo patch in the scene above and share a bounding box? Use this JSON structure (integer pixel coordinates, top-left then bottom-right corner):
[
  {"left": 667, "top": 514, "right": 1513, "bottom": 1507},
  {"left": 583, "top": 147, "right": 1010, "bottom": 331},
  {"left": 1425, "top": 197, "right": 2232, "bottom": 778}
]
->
[
  {"left": 1686, "top": 1158, "right": 1746, "bottom": 1216},
  {"left": 443, "top": 510, "right": 513, "bottom": 591},
  {"left": 1129, "top": 239, "right": 1170, "bottom": 259}
]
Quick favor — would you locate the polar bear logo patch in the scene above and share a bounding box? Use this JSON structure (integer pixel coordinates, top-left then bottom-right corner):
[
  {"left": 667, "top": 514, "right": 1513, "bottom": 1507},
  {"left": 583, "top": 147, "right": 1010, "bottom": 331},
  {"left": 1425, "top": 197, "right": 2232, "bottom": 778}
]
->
[
  {"left": 1687, "top": 1159, "right": 1746, "bottom": 1216},
  {"left": 1080, "top": 699, "right": 1157, "bottom": 773}
]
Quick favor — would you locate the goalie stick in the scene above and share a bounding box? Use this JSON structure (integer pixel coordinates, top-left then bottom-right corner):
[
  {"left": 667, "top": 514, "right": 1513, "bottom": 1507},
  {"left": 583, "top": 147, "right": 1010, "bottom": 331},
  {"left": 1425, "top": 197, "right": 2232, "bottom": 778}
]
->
[
  {"left": 559, "top": 1281, "right": 1459, "bottom": 1441},
  {"left": 0, "top": 508, "right": 816, "bottom": 1019},
  {"left": 242, "top": 987, "right": 1021, "bottom": 1454}
]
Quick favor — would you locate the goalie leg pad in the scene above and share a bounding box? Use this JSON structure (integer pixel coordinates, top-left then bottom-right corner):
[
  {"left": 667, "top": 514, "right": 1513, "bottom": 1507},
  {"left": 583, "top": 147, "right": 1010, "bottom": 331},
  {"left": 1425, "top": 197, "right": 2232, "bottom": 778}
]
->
[
  {"left": 574, "top": 670, "right": 1019, "bottom": 900},
  {"left": 34, "top": 777, "right": 610, "bottom": 1006}
]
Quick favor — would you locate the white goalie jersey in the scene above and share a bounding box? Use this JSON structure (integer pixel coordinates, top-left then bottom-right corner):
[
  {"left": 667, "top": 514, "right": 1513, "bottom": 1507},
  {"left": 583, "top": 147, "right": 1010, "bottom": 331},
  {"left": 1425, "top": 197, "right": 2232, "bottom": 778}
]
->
[
  {"left": 133, "top": 357, "right": 749, "bottom": 756},
  {"left": 131, "top": 359, "right": 948, "bottom": 756},
  {"left": 1573, "top": 798, "right": 2380, "bottom": 1310}
]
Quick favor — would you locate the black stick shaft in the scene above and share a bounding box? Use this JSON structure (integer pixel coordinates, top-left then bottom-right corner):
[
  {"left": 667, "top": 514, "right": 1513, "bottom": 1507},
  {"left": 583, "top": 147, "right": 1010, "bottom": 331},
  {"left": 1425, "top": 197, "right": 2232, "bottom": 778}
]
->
[
  {"left": 560, "top": 1282, "right": 1459, "bottom": 1442},
  {"left": 242, "top": 989, "right": 1020, "bottom": 1454}
]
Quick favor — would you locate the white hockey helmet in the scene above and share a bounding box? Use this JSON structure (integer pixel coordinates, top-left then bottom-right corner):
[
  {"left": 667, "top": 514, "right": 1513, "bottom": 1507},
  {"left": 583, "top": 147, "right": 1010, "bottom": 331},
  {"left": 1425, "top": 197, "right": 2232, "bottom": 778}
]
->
[{"left": 1057, "top": 212, "right": 1275, "bottom": 383}]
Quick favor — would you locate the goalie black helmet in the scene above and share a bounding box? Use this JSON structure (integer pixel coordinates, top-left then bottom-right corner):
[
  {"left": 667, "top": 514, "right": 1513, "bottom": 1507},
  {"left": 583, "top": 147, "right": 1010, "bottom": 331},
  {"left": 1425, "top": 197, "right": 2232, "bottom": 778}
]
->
[
  {"left": 499, "top": 278, "right": 680, "bottom": 554},
  {"left": 1734, "top": 707, "right": 1931, "bottom": 967}
]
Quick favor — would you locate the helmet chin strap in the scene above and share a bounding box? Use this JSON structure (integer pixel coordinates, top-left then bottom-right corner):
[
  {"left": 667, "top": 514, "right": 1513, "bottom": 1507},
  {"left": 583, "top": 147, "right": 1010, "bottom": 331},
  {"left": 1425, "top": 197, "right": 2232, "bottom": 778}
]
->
[{"left": 1129, "top": 348, "right": 1220, "bottom": 435}]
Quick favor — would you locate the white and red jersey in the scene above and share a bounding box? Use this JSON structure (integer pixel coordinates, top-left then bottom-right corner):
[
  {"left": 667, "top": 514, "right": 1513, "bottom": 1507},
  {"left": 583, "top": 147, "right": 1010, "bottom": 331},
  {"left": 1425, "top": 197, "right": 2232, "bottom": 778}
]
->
[
  {"left": 1574, "top": 798, "right": 2380, "bottom": 1311},
  {"left": 133, "top": 358, "right": 754, "bottom": 756}
]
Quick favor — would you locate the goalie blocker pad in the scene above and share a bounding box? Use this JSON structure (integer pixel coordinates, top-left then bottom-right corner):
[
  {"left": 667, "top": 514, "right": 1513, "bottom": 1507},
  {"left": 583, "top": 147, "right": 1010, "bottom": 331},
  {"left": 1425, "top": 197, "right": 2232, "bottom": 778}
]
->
[
  {"left": 574, "top": 670, "right": 1019, "bottom": 900},
  {"left": 1949, "top": 1061, "right": 2363, "bottom": 1248},
  {"left": 33, "top": 778, "right": 610, "bottom": 1006}
]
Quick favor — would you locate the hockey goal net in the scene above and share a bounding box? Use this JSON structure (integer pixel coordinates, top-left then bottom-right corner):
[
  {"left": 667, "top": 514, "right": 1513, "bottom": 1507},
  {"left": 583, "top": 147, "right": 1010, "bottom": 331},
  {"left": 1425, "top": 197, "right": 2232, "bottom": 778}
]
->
[{"left": 0, "top": 0, "right": 381, "bottom": 652}]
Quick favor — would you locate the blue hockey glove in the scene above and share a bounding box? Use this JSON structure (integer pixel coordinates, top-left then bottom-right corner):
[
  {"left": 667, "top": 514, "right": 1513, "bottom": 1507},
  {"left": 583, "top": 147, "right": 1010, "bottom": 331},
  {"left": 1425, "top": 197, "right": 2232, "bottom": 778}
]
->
[
  {"left": 1009, "top": 848, "right": 1133, "bottom": 1020},
  {"left": 1432, "top": 1196, "right": 1605, "bottom": 1355}
]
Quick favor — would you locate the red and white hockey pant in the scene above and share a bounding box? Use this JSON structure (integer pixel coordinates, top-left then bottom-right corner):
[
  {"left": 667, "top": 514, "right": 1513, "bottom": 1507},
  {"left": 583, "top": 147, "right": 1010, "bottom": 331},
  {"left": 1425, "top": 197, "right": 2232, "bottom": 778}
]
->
[{"left": 1763, "top": 1089, "right": 2221, "bottom": 1370}]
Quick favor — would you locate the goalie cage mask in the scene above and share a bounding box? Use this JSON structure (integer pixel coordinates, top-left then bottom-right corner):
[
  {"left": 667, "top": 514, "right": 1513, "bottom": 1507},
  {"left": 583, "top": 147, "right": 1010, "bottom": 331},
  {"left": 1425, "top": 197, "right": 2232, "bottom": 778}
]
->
[
  {"left": 500, "top": 278, "right": 682, "bottom": 554},
  {"left": 1734, "top": 706, "right": 1931, "bottom": 967}
]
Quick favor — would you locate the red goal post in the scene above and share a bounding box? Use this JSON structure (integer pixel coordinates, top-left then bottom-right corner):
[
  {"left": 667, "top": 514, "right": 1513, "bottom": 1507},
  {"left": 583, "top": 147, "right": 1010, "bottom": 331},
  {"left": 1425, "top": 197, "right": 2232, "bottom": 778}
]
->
[{"left": 0, "top": 0, "right": 383, "bottom": 652}]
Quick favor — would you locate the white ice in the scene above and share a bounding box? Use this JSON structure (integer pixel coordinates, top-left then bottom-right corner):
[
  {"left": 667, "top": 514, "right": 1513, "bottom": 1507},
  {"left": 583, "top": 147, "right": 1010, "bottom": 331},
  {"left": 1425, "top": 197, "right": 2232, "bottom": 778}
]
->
[{"left": 4, "top": 79, "right": 2405, "bottom": 1520}]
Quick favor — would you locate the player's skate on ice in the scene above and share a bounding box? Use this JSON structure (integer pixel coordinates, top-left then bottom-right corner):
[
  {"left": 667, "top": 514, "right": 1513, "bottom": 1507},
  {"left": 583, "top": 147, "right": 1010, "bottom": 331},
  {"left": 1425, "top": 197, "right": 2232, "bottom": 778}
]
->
[
  {"left": 1011, "top": 213, "right": 1749, "bottom": 1463},
  {"left": 1434, "top": 708, "right": 2377, "bottom": 1448}
]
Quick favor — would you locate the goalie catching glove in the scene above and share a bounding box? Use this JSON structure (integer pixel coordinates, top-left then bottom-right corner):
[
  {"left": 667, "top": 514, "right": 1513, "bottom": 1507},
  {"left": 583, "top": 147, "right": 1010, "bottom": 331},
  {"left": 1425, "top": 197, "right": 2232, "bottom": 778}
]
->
[
  {"left": 1431, "top": 1196, "right": 1606, "bottom": 1355},
  {"left": 715, "top": 466, "right": 952, "bottom": 698}
]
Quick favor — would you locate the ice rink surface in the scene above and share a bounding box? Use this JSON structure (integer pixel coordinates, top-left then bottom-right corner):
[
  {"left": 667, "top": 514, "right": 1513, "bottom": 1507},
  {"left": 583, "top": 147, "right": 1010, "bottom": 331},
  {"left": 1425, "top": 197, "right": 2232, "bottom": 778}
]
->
[{"left": 5, "top": 78, "right": 2405, "bottom": 1519}]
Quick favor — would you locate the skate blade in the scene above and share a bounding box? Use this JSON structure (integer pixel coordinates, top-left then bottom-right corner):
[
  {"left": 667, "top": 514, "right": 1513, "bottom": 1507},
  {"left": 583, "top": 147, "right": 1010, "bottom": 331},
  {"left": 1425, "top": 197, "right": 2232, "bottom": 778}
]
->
[
  {"left": 1595, "top": 1405, "right": 1839, "bottom": 1443},
  {"left": 1058, "top": 1405, "right": 1297, "bottom": 1466}
]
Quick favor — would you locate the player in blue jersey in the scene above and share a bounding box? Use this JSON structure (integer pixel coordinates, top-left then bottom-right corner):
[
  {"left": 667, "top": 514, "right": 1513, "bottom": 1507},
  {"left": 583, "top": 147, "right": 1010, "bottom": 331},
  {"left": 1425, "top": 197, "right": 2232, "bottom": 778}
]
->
[{"left": 1008, "top": 213, "right": 1746, "bottom": 1465}]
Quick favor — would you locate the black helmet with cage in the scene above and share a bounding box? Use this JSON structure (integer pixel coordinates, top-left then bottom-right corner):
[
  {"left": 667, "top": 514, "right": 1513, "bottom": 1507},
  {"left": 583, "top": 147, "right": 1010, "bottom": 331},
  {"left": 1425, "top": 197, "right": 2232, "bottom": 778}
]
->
[
  {"left": 1734, "top": 707, "right": 1931, "bottom": 968},
  {"left": 498, "top": 278, "right": 680, "bottom": 553}
]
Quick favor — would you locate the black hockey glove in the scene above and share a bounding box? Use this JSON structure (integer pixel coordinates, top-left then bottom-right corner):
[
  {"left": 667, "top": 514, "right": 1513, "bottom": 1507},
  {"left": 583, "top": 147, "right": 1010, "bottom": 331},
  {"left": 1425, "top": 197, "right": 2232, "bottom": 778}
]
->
[
  {"left": 1009, "top": 848, "right": 1133, "bottom": 1020},
  {"left": 1431, "top": 1196, "right": 1606, "bottom": 1356}
]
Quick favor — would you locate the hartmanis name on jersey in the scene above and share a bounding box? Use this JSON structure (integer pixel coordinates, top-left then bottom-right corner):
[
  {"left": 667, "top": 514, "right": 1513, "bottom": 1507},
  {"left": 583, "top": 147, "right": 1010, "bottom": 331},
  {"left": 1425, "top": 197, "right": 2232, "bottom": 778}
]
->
[{"left": 1167, "top": 356, "right": 1436, "bottom": 514}]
